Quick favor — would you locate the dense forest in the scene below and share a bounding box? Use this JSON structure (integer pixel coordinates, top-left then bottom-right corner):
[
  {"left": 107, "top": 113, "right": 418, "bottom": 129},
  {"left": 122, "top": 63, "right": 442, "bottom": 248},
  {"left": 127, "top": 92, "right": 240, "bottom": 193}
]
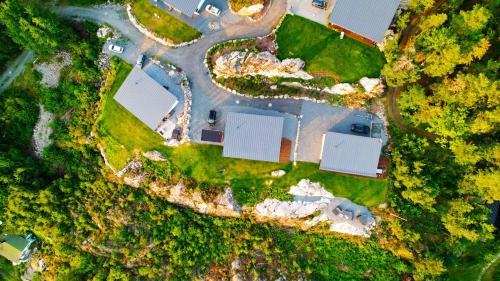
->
[{"left": 0, "top": 0, "right": 498, "bottom": 280}]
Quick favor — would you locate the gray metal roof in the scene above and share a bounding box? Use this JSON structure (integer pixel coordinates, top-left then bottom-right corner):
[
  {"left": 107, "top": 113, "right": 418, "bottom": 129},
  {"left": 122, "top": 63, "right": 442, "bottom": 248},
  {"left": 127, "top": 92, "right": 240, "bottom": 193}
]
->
[
  {"left": 329, "top": 0, "right": 401, "bottom": 43},
  {"left": 162, "top": 0, "right": 205, "bottom": 16},
  {"left": 114, "top": 66, "right": 178, "bottom": 130},
  {"left": 223, "top": 112, "right": 284, "bottom": 162},
  {"left": 320, "top": 132, "right": 382, "bottom": 177}
]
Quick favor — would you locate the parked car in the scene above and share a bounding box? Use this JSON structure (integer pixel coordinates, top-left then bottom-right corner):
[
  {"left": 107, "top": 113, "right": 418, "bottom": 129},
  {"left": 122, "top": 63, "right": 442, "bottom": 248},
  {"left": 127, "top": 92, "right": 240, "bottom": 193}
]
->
[
  {"left": 312, "top": 0, "right": 328, "bottom": 9},
  {"left": 205, "top": 4, "right": 221, "bottom": 16},
  {"left": 208, "top": 110, "right": 217, "bottom": 126},
  {"left": 351, "top": 124, "right": 370, "bottom": 134},
  {"left": 136, "top": 53, "right": 145, "bottom": 68},
  {"left": 108, "top": 44, "right": 124, "bottom": 54}
]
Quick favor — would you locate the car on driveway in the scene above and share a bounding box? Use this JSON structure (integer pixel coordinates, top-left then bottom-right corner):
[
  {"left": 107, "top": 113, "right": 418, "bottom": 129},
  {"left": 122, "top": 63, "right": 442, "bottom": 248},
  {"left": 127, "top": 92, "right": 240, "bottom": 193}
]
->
[
  {"left": 312, "top": 0, "right": 328, "bottom": 9},
  {"left": 351, "top": 124, "right": 370, "bottom": 134},
  {"left": 108, "top": 44, "right": 124, "bottom": 54},
  {"left": 136, "top": 53, "right": 145, "bottom": 68},
  {"left": 205, "top": 4, "right": 221, "bottom": 16},
  {"left": 208, "top": 110, "right": 217, "bottom": 126}
]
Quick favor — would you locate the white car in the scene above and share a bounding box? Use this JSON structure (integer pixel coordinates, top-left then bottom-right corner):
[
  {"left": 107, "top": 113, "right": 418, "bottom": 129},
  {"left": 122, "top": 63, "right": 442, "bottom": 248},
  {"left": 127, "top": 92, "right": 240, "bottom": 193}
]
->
[
  {"left": 108, "top": 44, "right": 124, "bottom": 54},
  {"left": 205, "top": 4, "right": 221, "bottom": 16}
]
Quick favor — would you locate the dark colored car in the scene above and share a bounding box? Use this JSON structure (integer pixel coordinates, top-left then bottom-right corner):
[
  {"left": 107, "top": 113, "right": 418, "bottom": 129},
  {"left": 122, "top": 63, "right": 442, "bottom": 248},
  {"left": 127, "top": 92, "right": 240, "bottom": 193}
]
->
[
  {"left": 312, "top": 0, "right": 327, "bottom": 9},
  {"left": 208, "top": 110, "right": 217, "bottom": 126},
  {"left": 351, "top": 124, "right": 370, "bottom": 134}
]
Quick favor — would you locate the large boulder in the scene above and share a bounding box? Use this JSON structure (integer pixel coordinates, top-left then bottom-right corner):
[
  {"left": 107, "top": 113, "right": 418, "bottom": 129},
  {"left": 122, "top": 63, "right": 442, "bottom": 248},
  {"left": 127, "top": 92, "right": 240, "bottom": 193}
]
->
[
  {"left": 214, "top": 51, "right": 313, "bottom": 80},
  {"left": 323, "top": 83, "right": 357, "bottom": 95},
  {"left": 236, "top": 4, "right": 264, "bottom": 16},
  {"left": 359, "top": 77, "right": 384, "bottom": 94}
]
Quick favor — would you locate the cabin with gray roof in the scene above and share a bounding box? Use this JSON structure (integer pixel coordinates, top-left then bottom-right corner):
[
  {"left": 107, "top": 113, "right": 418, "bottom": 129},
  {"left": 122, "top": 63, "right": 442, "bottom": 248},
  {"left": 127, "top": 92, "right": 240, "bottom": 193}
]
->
[
  {"left": 162, "top": 0, "right": 206, "bottom": 17},
  {"left": 114, "top": 66, "right": 178, "bottom": 136},
  {"left": 320, "top": 132, "right": 382, "bottom": 177},
  {"left": 328, "top": 0, "right": 401, "bottom": 44},
  {"left": 223, "top": 112, "right": 290, "bottom": 163},
  {"left": 0, "top": 233, "right": 36, "bottom": 265}
]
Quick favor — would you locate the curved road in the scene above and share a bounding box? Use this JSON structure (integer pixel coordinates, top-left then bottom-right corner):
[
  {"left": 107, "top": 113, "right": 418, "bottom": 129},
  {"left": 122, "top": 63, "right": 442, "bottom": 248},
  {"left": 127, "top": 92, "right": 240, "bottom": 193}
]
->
[{"left": 57, "top": 2, "right": 387, "bottom": 162}]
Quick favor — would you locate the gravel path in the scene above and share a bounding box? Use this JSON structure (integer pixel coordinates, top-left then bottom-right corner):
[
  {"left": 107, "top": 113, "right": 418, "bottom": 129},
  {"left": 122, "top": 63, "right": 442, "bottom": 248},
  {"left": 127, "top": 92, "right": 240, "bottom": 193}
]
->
[{"left": 57, "top": 1, "right": 387, "bottom": 162}]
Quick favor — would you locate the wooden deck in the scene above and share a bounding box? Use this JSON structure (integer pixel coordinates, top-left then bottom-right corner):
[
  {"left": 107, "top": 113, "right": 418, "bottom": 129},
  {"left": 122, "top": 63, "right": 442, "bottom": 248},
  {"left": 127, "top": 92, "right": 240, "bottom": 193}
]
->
[{"left": 279, "top": 138, "right": 292, "bottom": 163}]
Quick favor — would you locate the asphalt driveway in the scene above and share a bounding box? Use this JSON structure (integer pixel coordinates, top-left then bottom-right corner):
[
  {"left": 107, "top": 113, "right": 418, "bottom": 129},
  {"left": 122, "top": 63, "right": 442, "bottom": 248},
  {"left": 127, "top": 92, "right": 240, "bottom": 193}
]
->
[{"left": 288, "top": 0, "right": 335, "bottom": 26}]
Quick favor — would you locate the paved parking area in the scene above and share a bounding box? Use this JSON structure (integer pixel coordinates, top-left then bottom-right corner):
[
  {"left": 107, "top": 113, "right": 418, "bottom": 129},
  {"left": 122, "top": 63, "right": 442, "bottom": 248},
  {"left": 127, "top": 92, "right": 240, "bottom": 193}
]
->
[
  {"left": 149, "top": 0, "right": 229, "bottom": 34},
  {"left": 288, "top": 0, "right": 335, "bottom": 26},
  {"left": 297, "top": 101, "right": 388, "bottom": 163}
]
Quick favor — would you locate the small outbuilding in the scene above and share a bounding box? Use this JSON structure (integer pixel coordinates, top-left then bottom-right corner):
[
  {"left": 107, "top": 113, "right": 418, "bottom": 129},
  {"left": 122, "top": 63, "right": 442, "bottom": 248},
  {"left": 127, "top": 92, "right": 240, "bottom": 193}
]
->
[
  {"left": 328, "top": 0, "right": 401, "bottom": 44},
  {"left": 0, "top": 233, "right": 36, "bottom": 265},
  {"left": 114, "top": 67, "right": 178, "bottom": 134},
  {"left": 223, "top": 112, "right": 288, "bottom": 163},
  {"left": 320, "top": 132, "right": 382, "bottom": 177}
]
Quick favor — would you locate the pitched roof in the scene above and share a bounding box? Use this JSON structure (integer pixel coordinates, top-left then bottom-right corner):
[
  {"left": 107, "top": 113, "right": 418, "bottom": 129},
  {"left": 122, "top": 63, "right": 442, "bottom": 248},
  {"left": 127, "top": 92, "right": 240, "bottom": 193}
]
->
[
  {"left": 0, "top": 234, "right": 29, "bottom": 263},
  {"left": 320, "top": 132, "right": 382, "bottom": 177},
  {"left": 162, "top": 0, "right": 205, "bottom": 16},
  {"left": 329, "top": 0, "right": 401, "bottom": 43},
  {"left": 114, "top": 67, "right": 178, "bottom": 130},
  {"left": 223, "top": 112, "right": 284, "bottom": 162}
]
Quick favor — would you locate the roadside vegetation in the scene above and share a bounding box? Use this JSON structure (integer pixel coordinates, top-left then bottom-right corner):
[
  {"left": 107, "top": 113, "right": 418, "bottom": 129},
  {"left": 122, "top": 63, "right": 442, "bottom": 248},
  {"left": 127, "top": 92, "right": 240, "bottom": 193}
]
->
[
  {"left": 229, "top": 0, "right": 264, "bottom": 12},
  {"left": 56, "top": 0, "right": 125, "bottom": 6},
  {"left": 276, "top": 15, "right": 385, "bottom": 83},
  {"left": 131, "top": 0, "right": 201, "bottom": 44}
]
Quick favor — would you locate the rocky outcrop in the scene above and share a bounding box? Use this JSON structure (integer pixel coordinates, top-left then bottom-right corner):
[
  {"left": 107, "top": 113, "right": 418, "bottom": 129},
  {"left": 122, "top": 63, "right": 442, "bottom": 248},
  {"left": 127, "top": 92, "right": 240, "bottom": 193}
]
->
[
  {"left": 323, "top": 83, "right": 357, "bottom": 95},
  {"left": 359, "top": 77, "right": 384, "bottom": 95},
  {"left": 235, "top": 4, "right": 264, "bottom": 16},
  {"left": 142, "top": 150, "right": 167, "bottom": 161},
  {"left": 34, "top": 51, "right": 72, "bottom": 88},
  {"left": 254, "top": 179, "right": 377, "bottom": 237},
  {"left": 150, "top": 182, "right": 241, "bottom": 217},
  {"left": 271, "top": 170, "right": 286, "bottom": 177},
  {"left": 32, "top": 105, "right": 54, "bottom": 159},
  {"left": 213, "top": 51, "right": 313, "bottom": 80}
]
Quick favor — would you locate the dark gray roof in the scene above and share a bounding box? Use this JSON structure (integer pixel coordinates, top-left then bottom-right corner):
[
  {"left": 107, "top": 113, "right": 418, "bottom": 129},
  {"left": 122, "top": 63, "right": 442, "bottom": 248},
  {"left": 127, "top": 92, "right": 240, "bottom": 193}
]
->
[
  {"left": 320, "top": 132, "right": 382, "bottom": 177},
  {"left": 329, "top": 0, "right": 401, "bottom": 43},
  {"left": 223, "top": 112, "right": 284, "bottom": 162},
  {"left": 114, "top": 67, "right": 178, "bottom": 130},
  {"left": 162, "top": 0, "right": 205, "bottom": 16}
]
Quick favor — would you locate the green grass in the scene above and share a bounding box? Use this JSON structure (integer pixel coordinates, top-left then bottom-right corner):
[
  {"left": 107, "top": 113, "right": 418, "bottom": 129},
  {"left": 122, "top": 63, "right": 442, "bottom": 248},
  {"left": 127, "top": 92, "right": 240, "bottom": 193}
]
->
[
  {"left": 170, "top": 143, "right": 387, "bottom": 206},
  {"left": 98, "top": 60, "right": 387, "bottom": 207},
  {"left": 276, "top": 15, "right": 386, "bottom": 83},
  {"left": 97, "top": 61, "right": 166, "bottom": 169},
  {"left": 132, "top": 0, "right": 201, "bottom": 44}
]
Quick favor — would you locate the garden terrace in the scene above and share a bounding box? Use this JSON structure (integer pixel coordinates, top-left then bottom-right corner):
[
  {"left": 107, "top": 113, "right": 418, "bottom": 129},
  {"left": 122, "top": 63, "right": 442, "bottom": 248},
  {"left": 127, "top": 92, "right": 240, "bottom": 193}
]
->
[
  {"left": 276, "top": 15, "right": 386, "bottom": 83},
  {"left": 131, "top": 0, "right": 201, "bottom": 44}
]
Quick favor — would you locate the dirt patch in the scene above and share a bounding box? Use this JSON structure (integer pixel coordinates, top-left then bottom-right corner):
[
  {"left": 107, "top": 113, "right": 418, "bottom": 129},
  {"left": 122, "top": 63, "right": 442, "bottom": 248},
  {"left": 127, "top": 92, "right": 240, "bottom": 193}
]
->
[
  {"left": 255, "top": 32, "right": 276, "bottom": 53},
  {"left": 34, "top": 52, "right": 72, "bottom": 88}
]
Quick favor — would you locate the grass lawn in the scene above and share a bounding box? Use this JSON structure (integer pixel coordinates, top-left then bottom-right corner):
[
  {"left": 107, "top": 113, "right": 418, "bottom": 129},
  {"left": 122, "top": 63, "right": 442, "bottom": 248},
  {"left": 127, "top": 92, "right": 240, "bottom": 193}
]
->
[
  {"left": 132, "top": 0, "right": 201, "bottom": 44},
  {"left": 171, "top": 143, "right": 387, "bottom": 206},
  {"left": 96, "top": 60, "right": 166, "bottom": 169},
  {"left": 276, "top": 15, "right": 386, "bottom": 83},
  {"left": 98, "top": 59, "right": 387, "bottom": 207}
]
